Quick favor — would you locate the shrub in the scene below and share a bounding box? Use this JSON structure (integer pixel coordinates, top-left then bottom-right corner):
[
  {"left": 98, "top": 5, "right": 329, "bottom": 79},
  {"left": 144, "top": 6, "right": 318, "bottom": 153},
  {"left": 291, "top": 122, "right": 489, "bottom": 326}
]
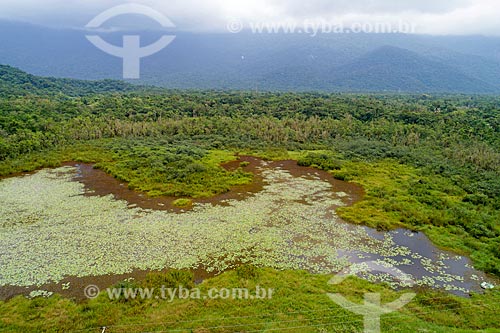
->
[
  {"left": 297, "top": 152, "right": 342, "bottom": 171},
  {"left": 172, "top": 198, "right": 192, "bottom": 207}
]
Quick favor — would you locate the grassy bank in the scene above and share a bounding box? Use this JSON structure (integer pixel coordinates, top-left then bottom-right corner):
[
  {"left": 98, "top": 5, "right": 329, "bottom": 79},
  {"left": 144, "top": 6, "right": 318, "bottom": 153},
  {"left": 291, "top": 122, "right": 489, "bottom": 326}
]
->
[
  {"left": 0, "top": 139, "right": 253, "bottom": 198},
  {"left": 328, "top": 159, "right": 500, "bottom": 276},
  {"left": 0, "top": 268, "right": 498, "bottom": 332}
]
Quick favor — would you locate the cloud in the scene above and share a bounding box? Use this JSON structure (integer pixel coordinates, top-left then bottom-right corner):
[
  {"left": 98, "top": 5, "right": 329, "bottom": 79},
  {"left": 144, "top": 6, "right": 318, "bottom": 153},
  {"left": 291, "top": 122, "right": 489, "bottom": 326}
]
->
[
  {"left": 0, "top": 0, "right": 499, "bottom": 35},
  {"left": 415, "top": 0, "right": 500, "bottom": 35},
  {"left": 272, "top": 0, "right": 474, "bottom": 16}
]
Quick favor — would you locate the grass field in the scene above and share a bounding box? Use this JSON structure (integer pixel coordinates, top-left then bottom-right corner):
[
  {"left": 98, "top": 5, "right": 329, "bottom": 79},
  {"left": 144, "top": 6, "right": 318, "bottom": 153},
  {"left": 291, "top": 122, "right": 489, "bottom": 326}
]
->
[{"left": 0, "top": 268, "right": 498, "bottom": 332}]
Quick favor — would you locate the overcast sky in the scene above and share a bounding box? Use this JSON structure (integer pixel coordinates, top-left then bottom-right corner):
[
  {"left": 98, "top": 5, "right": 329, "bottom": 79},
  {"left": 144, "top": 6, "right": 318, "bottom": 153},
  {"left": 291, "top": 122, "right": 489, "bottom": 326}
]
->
[{"left": 0, "top": 0, "right": 499, "bottom": 35}]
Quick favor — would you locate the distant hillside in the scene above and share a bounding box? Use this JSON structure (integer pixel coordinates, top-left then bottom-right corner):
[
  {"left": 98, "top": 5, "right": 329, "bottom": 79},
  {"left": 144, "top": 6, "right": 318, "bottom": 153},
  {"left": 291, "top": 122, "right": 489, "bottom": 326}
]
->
[
  {"left": 327, "top": 46, "right": 497, "bottom": 93},
  {"left": 0, "top": 65, "right": 137, "bottom": 97},
  {"left": 1, "top": 20, "right": 500, "bottom": 93}
]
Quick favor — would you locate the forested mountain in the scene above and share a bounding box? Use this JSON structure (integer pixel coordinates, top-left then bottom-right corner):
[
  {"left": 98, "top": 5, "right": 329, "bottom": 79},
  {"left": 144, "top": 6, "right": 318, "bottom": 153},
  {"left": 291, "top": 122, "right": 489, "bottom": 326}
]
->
[
  {"left": 2, "top": 20, "right": 500, "bottom": 93},
  {"left": 327, "top": 46, "right": 498, "bottom": 93},
  {"left": 0, "top": 65, "right": 137, "bottom": 97}
]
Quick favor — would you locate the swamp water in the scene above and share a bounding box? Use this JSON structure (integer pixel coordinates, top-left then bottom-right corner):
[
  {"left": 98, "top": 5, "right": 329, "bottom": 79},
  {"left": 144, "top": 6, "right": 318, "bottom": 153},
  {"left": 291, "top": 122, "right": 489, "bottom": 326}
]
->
[{"left": 0, "top": 157, "right": 494, "bottom": 299}]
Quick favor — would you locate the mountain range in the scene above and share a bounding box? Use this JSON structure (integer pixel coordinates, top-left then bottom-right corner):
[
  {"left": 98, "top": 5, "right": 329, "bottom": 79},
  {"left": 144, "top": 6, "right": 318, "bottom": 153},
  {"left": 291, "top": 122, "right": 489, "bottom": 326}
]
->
[{"left": 1, "top": 20, "right": 500, "bottom": 93}]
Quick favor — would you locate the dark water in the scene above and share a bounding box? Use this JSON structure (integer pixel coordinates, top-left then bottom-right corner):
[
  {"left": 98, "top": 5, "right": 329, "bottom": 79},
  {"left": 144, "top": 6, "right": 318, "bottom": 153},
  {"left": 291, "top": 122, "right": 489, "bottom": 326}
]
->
[{"left": 338, "top": 227, "right": 492, "bottom": 296}]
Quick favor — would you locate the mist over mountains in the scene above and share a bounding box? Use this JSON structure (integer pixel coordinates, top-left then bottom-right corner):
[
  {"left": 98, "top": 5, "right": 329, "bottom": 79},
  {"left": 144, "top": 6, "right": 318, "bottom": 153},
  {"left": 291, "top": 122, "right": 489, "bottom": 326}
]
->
[{"left": 2, "top": 20, "right": 500, "bottom": 93}]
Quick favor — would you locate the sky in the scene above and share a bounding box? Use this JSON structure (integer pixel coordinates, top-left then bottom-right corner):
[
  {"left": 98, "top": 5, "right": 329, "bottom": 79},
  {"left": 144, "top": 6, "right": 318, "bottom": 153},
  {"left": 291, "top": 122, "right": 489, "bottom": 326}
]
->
[{"left": 0, "top": 0, "right": 499, "bottom": 35}]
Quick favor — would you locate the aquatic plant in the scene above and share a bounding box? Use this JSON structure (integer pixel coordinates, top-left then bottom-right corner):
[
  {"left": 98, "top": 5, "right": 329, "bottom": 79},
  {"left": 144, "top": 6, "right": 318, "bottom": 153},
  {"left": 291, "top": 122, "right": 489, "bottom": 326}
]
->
[
  {"left": 27, "top": 290, "right": 53, "bottom": 299},
  {"left": 0, "top": 163, "right": 490, "bottom": 295}
]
